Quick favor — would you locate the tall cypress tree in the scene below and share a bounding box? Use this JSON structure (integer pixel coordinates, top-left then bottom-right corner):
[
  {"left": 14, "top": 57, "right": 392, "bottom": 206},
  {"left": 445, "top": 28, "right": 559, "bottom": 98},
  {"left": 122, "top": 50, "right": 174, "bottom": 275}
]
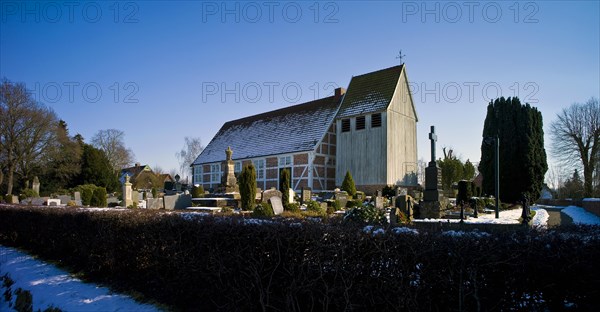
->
[
  {"left": 479, "top": 97, "right": 547, "bottom": 202},
  {"left": 239, "top": 164, "right": 256, "bottom": 210},
  {"left": 279, "top": 168, "right": 291, "bottom": 205}
]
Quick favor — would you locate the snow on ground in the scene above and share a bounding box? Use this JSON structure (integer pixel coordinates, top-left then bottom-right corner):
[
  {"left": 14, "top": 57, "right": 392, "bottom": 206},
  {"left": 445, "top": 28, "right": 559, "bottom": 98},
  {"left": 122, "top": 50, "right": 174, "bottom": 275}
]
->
[
  {"left": 0, "top": 246, "right": 160, "bottom": 312},
  {"left": 562, "top": 206, "right": 600, "bottom": 225},
  {"left": 414, "top": 207, "right": 548, "bottom": 227}
]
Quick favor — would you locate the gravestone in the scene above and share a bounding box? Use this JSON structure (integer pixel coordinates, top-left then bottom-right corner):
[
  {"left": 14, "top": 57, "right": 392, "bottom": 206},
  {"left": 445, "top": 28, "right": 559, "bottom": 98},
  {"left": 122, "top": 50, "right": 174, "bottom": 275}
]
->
[
  {"left": 32, "top": 176, "right": 40, "bottom": 195},
  {"left": 58, "top": 195, "right": 72, "bottom": 205},
  {"left": 74, "top": 192, "right": 81, "bottom": 202},
  {"left": 397, "top": 188, "right": 408, "bottom": 196},
  {"left": 123, "top": 174, "right": 133, "bottom": 207},
  {"left": 31, "top": 197, "right": 47, "bottom": 206},
  {"left": 147, "top": 198, "right": 164, "bottom": 209},
  {"left": 220, "top": 147, "right": 239, "bottom": 193},
  {"left": 395, "top": 195, "right": 413, "bottom": 220},
  {"left": 301, "top": 187, "right": 312, "bottom": 204},
  {"left": 334, "top": 192, "right": 349, "bottom": 208},
  {"left": 288, "top": 189, "right": 295, "bottom": 204},
  {"left": 375, "top": 195, "right": 384, "bottom": 209},
  {"left": 269, "top": 196, "right": 284, "bottom": 215},
  {"left": 261, "top": 187, "right": 282, "bottom": 203},
  {"left": 421, "top": 126, "right": 448, "bottom": 218},
  {"left": 47, "top": 199, "right": 60, "bottom": 206},
  {"left": 163, "top": 194, "right": 192, "bottom": 210}
]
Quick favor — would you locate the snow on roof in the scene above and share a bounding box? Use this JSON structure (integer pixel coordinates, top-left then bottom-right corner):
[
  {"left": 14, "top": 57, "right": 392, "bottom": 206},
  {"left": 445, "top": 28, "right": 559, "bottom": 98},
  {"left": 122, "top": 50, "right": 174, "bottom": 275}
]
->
[
  {"left": 336, "top": 65, "right": 403, "bottom": 118},
  {"left": 193, "top": 95, "right": 341, "bottom": 165}
]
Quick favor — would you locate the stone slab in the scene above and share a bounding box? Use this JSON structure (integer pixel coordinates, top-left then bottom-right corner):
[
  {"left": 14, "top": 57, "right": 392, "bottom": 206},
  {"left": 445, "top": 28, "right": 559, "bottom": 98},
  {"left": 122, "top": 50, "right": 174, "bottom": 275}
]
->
[
  {"left": 269, "top": 196, "right": 284, "bottom": 215},
  {"left": 58, "top": 195, "right": 72, "bottom": 205}
]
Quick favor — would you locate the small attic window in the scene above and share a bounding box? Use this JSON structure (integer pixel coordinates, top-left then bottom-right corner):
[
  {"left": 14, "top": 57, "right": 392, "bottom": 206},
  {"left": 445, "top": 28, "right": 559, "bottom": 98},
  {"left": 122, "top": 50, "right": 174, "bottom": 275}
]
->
[
  {"left": 356, "top": 116, "right": 366, "bottom": 130},
  {"left": 341, "top": 119, "right": 350, "bottom": 132},
  {"left": 371, "top": 113, "right": 382, "bottom": 128}
]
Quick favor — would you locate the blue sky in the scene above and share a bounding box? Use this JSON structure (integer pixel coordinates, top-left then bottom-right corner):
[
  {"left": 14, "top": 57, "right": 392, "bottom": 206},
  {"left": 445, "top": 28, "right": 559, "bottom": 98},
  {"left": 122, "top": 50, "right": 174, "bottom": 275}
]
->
[{"left": 1, "top": 1, "right": 599, "bottom": 178}]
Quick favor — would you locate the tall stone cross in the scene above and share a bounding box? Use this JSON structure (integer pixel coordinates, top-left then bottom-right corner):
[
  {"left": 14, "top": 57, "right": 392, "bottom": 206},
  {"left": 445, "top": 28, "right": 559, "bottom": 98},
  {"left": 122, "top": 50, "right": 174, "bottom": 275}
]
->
[{"left": 429, "top": 126, "right": 437, "bottom": 164}]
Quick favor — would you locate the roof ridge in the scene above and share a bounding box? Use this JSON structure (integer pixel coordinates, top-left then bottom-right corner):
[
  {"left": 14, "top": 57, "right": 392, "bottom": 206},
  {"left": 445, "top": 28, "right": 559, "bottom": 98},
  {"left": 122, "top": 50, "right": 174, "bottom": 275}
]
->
[{"left": 352, "top": 64, "right": 403, "bottom": 79}]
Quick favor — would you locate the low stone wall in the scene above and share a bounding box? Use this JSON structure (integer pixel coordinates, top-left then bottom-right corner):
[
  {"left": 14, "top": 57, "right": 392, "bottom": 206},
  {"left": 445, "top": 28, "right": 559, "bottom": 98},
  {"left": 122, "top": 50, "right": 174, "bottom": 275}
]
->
[
  {"left": 536, "top": 198, "right": 574, "bottom": 206},
  {"left": 582, "top": 200, "right": 600, "bottom": 217}
]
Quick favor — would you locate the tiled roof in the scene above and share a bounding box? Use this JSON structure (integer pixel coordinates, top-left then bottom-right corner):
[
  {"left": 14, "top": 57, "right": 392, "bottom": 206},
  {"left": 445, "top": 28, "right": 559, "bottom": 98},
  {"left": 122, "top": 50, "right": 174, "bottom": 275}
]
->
[
  {"left": 336, "top": 65, "right": 403, "bottom": 118},
  {"left": 193, "top": 95, "right": 342, "bottom": 165}
]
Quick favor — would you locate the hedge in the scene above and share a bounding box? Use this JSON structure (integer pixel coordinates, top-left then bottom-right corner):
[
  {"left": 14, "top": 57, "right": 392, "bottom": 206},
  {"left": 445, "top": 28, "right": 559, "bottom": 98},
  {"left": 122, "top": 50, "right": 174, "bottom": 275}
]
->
[{"left": 0, "top": 205, "right": 599, "bottom": 311}]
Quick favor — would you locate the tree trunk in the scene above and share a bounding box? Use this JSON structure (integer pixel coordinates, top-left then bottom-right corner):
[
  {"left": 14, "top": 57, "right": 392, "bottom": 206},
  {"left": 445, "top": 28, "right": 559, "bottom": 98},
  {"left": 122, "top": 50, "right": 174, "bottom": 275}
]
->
[
  {"left": 6, "top": 163, "right": 15, "bottom": 195},
  {"left": 584, "top": 163, "right": 594, "bottom": 197}
]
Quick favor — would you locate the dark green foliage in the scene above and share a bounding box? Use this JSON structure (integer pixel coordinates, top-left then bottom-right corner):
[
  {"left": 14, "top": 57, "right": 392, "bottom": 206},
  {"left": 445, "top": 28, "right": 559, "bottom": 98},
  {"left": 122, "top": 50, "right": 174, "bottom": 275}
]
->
[
  {"left": 305, "top": 200, "right": 324, "bottom": 214},
  {"left": 73, "top": 184, "right": 96, "bottom": 206},
  {"left": 0, "top": 207, "right": 599, "bottom": 311},
  {"left": 253, "top": 202, "right": 274, "bottom": 217},
  {"left": 479, "top": 97, "right": 548, "bottom": 203},
  {"left": 560, "top": 169, "right": 584, "bottom": 199},
  {"left": 14, "top": 288, "right": 33, "bottom": 312},
  {"left": 41, "top": 120, "right": 82, "bottom": 194},
  {"left": 382, "top": 185, "right": 395, "bottom": 198},
  {"left": 438, "top": 151, "right": 474, "bottom": 192},
  {"left": 20, "top": 188, "right": 37, "bottom": 199},
  {"left": 90, "top": 187, "right": 107, "bottom": 208},
  {"left": 191, "top": 185, "right": 204, "bottom": 198},
  {"left": 456, "top": 180, "right": 473, "bottom": 206},
  {"left": 341, "top": 171, "right": 356, "bottom": 198},
  {"left": 238, "top": 164, "right": 256, "bottom": 210},
  {"left": 279, "top": 169, "right": 291, "bottom": 205},
  {"left": 344, "top": 204, "right": 387, "bottom": 225},
  {"left": 151, "top": 187, "right": 158, "bottom": 199},
  {"left": 285, "top": 202, "right": 300, "bottom": 212},
  {"left": 345, "top": 199, "right": 363, "bottom": 209},
  {"left": 78, "top": 144, "right": 119, "bottom": 193},
  {"left": 0, "top": 195, "right": 3, "bottom": 203},
  {"left": 463, "top": 160, "right": 476, "bottom": 180}
]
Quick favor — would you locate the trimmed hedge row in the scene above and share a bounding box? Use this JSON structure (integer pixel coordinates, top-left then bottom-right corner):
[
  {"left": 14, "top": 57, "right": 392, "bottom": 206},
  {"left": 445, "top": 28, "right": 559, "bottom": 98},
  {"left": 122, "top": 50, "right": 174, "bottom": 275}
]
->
[{"left": 0, "top": 205, "right": 599, "bottom": 311}]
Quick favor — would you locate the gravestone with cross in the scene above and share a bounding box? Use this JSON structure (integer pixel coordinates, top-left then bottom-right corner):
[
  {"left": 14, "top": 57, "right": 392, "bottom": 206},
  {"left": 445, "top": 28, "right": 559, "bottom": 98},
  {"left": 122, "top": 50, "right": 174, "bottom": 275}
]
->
[{"left": 421, "top": 125, "right": 447, "bottom": 218}]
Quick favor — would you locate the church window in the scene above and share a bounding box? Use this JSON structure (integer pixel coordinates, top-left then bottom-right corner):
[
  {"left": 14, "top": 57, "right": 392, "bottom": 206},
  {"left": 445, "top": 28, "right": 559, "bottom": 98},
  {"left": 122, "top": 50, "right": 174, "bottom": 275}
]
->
[
  {"left": 341, "top": 119, "right": 350, "bottom": 132},
  {"left": 193, "top": 166, "right": 202, "bottom": 184},
  {"left": 210, "top": 164, "right": 221, "bottom": 183},
  {"left": 371, "top": 113, "right": 382, "bottom": 128},
  {"left": 278, "top": 155, "right": 292, "bottom": 167},
  {"left": 253, "top": 159, "right": 265, "bottom": 180},
  {"left": 356, "top": 116, "right": 366, "bottom": 130}
]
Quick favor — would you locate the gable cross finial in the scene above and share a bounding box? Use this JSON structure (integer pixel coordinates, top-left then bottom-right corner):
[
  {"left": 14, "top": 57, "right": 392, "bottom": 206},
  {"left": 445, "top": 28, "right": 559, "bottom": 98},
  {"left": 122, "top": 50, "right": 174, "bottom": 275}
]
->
[{"left": 396, "top": 50, "right": 406, "bottom": 65}]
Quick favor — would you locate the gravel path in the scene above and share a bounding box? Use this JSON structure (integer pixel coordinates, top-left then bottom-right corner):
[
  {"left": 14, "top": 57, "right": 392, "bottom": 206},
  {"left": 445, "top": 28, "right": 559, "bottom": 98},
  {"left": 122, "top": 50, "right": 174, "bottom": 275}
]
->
[{"left": 545, "top": 207, "right": 574, "bottom": 227}]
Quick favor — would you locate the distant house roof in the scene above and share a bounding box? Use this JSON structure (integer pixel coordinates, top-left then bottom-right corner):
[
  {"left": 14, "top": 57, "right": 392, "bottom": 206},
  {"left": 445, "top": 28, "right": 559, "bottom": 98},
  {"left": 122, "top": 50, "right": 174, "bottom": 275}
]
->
[
  {"left": 120, "top": 164, "right": 152, "bottom": 184},
  {"left": 193, "top": 95, "right": 342, "bottom": 165},
  {"left": 336, "top": 65, "right": 404, "bottom": 119}
]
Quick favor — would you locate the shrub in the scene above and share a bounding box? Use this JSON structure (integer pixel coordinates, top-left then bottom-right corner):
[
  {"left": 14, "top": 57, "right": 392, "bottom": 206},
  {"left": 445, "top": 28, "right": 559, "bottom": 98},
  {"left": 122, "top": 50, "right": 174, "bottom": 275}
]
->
[
  {"left": 382, "top": 185, "right": 395, "bottom": 198},
  {"left": 253, "top": 203, "right": 274, "bottom": 217},
  {"left": 20, "top": 188, "right": 38, "bottom": 199},
  {"left": 346, "top": 199, "right": 363, "bottom": 209},
  {"left": 238, "top": 165, "right": 256, "bottom": 210},
  {"left": 0, "top": 195, "right": 3, "bottom": 203},
  {"left": 328, "top": 200, "right": 341, "bottom": 214},
  {"left": 5, "top": 194, "right": 17, "bottom": 204},
  {"left": 285, "top": 202, "right": 300, "bottom": 212},
  {"left": 14, "top": 288, "right": 33, "bottom": 312},
  {"left": 74, "top": 184, "right": 97, "bottom": 206},
  {"left": 344, "top": 204, "right": 387, "bottom": 225},
  {"left": 341, "top": 171, "right": 356, "bottom": 198},
  {"left": 90, "top": 187, "right": 107, "bottom": 208},
  {"left": 191, "top": 185, "right": 204, "bottom": 198},
  {"left": 279, "top": 168, "right": 291, "bottom": 205},
  {"left": 151, "top": 187, "right": 158, "bottom": 199},
  {"left": 66, "top": 200, "right": 77, "bottom": 207},
  {"left": 305, "top": 200, "right": 323, "bottom": 213},
  {"left": 280, "top": 210, "right": 303, "bottom": 219}
]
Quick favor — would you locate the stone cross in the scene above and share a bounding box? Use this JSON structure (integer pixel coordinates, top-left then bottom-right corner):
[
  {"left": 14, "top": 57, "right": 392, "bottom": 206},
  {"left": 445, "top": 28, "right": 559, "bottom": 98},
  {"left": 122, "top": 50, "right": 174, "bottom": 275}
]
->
[{"left": 429, "top": 126, "right": 437, "bottom": 163}]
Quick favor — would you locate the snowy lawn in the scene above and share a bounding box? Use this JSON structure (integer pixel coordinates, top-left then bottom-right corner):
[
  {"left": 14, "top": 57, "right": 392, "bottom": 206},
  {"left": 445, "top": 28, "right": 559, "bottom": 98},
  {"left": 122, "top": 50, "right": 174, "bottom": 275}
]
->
[
  {"left": 0, "top": 246, "right": 161, "bottom": 312},
  {"left": 414, "top": 207, "right": 548, "bottom": 227},
  {"left": 562, "top": 206, "right": 600, "bottom": 225}
]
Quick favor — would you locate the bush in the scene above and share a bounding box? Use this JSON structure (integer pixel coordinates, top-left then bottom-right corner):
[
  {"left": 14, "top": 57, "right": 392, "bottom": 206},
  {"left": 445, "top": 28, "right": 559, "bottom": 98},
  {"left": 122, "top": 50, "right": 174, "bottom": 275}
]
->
[
  {"left": 0, "top": 195, "right": 3, "bottom": 203},
  {"left": 5, "top": 194, "right": 17, "bottom": 204},
  {"left": 74, "top": 184, "right": 96, "bottom": 206},
  {"left": 285, "top": 202, "right": 300, "bottom": 212},
  {"left": 0, "top": 207, "right": 599, "bottom": 311},
  {"left": 90, "top": 187, "right": 107, "bottom": 208},
  {"left": 67, "top": 200, "right": 77, "bottom": 207},
  {"left": 344, "top": 204, "right": 387, "bottom": 225},
  {"left": 382, "top": 185, "right": 395, "bottom": 198},
  {"left": 328, "top": 200, "right": 341, "bottom": 214},
  {"left": 457, "top": 180, "right": 473, "bottom": 206},
  {"left": 341, "top": 171, "right": 356, "bottom": 198},
  {"left": 346, "top": 199, "right": 363, "bottom": 209},
  {"left": 305, "top": 200, "right": 323, "bottom": 213},
  {"left": 253, "top": 202, "right": 274, "bottom": 217},
  {"left": 20, "top": 188, "right": 38, "bottom": 199},
  {"left": 191, "top": 185, "right": 204, "bottom": 198},
  {"left": 151, "top": 187, "right": 158, "bottom": 199}
]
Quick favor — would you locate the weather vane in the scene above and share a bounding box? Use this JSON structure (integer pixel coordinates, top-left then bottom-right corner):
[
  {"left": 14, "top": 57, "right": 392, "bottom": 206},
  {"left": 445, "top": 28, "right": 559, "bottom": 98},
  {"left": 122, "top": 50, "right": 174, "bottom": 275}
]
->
[{"left": 396, "top": 50, "right": 406, "bottom": 64}]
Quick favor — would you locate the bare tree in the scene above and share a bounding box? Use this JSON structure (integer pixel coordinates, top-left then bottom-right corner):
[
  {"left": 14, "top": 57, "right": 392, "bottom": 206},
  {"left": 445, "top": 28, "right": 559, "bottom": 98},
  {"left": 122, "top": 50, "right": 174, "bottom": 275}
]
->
[
  {"left": 175, "top": 137, "right": 204, "bottom": 182},
  {"left": 550, "top": 97, "right": 600, "bottom": 197},
  {"left": 91, "top": 129, "right": 135, "bottom": 171},
  {"left": 0, "top": 79, "right": 58, "bottom": 195},
  {"left": 545, "top": 164, "right": 566, "bottom": 198}
]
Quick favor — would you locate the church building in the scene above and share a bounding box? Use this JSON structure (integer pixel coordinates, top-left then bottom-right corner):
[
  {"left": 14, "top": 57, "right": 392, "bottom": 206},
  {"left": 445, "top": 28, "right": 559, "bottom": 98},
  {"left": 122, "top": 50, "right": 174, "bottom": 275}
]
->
[{"left": 192, "top": 65, "right": 418, "bottom": 194}]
